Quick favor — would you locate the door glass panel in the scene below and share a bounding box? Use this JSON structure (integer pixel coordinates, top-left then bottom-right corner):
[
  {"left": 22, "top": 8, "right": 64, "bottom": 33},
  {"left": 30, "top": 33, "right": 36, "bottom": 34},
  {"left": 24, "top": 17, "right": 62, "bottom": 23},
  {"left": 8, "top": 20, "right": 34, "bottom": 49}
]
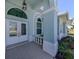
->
[
  {"left": 37, "top": 18, "right": 42, "bottom": 34},
  {"left": 9, "top": 22, "right": 17, "bottom": 36},
  {"left": 21, "top": 23, "right": 26, "bottom": 35},
  {"left": 37, "top": 29, "right": 41, "bottom": 34},
  {"left": 37, "top": 23, "right": 41, "bottom": 28}
]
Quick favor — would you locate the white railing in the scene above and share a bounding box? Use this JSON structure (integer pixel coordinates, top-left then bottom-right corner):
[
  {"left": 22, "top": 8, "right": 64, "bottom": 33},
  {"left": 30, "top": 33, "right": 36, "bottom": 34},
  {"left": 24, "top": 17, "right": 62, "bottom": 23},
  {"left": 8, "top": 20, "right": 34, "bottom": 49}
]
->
[{"left": 34, "top": 35, "right": 43, "bottom": 48}]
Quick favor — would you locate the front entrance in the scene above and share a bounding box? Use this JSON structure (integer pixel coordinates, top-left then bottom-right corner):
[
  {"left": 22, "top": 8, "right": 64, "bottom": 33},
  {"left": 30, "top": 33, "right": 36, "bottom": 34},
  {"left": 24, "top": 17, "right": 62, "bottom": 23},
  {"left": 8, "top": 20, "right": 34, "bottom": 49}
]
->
[
  {"left": 6, "top": 19, "right": 28, "bottom": 46},
  {"left": 34, "top": 18, "right": 43, "bottom": 48}
]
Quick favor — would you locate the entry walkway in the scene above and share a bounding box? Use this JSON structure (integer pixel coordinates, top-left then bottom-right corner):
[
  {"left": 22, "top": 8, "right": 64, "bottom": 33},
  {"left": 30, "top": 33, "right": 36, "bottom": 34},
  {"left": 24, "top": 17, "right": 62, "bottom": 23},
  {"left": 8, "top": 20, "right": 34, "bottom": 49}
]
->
[{"left": 6, "top": 42, "right": 53, "bottom": 59}]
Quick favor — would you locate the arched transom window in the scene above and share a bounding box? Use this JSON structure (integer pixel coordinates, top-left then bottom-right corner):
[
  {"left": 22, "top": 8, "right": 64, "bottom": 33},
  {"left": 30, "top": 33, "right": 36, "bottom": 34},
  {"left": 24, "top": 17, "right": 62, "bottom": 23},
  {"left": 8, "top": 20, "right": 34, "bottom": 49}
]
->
[{"left": 7, "top": 8, "right": 27, "bottom": 19}]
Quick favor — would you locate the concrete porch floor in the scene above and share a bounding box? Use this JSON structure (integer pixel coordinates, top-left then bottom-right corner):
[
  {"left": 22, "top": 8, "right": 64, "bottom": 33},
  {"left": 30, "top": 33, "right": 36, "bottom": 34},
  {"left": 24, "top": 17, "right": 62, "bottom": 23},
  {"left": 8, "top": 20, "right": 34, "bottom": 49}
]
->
[{"left": 5, "top": 42, "right": 53, "bottom": 59}]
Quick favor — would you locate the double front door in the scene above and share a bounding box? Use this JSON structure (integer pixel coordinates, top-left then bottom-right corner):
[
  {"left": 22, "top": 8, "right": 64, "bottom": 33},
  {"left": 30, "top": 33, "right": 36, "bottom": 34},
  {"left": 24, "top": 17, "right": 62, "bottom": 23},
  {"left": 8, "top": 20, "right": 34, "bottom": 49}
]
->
[{"left": 6, "top": 19, "right": 28, "bottom": 46}]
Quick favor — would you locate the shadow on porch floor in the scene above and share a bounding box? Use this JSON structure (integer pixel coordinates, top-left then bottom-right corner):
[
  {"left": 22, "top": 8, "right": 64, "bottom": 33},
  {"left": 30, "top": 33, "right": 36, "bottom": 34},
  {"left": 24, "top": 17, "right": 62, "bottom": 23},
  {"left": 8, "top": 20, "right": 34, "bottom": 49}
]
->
[{"left": 5, "top": 42, "right": 53, "bottom": 59}]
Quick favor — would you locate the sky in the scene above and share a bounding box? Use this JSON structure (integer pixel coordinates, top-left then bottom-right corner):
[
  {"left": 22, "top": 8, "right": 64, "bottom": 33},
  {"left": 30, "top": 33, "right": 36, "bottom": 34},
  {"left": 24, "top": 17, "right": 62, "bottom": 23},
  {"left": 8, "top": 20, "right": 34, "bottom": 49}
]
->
[{"left": 58, "top": 0, "right": 74, "bottom": 18}]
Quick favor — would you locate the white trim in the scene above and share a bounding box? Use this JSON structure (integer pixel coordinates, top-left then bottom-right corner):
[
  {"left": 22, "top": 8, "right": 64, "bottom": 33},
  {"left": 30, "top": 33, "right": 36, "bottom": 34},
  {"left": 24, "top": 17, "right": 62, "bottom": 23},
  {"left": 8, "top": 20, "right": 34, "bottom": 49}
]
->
[
  {"left": 33, "top": 13, "right": 41, "bottom": 35},
  {"left": 42, "top": 7, "right": 56, "bottom": 15},
  {"left": 33, "top": 7, "right": 57, "bottom": 17},
  {"left": 6, "top": 15, "right": 28, "bottom": 22},
  {"left": 5, "top": 18, "right": 29, "bottom": 46},
  {"left": 43, "top": 40, "right": 58, "bottom": 57},
  {"left": 6, "top": 41, "right": 29, "bottom": 49}
]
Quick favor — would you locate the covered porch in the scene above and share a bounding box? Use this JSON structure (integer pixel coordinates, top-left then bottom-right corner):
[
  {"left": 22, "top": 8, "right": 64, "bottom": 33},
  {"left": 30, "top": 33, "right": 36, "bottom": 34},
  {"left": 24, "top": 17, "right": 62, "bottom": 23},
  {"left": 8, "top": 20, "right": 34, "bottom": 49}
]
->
[
  {"left": 5, "top": 0, "right": 58, "bottom": 58},
  {"left": 6, "top": 42, "right": 53, "bottom": 59}
]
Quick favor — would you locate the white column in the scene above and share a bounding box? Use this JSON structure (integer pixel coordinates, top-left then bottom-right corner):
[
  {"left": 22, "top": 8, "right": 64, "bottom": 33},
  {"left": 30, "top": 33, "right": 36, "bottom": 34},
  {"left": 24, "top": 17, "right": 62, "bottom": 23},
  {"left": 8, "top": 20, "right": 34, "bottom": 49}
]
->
[
  {"left": 48, "top": 0, "right": 57, "bottom": 9},
  {"left": 53, "top": 11, "right": 58, "bottom": 43},
  {"left": 49, "top": 0, "right": 54, "bottom": 8}
]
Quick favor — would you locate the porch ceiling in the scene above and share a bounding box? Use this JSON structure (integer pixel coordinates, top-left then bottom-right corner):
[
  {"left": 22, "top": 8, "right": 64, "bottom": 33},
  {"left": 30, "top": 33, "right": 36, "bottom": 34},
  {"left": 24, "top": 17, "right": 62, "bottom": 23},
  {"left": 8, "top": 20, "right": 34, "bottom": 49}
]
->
[{"left": 6, "top": 0, "right": 48, "bottom": 10}]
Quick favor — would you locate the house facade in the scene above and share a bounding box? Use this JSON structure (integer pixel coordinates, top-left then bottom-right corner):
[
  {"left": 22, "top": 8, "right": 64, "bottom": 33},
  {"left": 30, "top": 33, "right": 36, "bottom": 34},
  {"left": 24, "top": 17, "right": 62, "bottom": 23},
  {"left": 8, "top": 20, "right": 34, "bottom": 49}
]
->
[
  {"left": 57, "top": 12, "right": 68, "bottom": 40},
  {"left": 67, "top": 18, "right": 74, "bottom": 35},
  {"left": 5, "top": 0, "right": 58, "bottom": 57},
  {"left": 67, "top": 18, "right": 74, "bottom": 27}
]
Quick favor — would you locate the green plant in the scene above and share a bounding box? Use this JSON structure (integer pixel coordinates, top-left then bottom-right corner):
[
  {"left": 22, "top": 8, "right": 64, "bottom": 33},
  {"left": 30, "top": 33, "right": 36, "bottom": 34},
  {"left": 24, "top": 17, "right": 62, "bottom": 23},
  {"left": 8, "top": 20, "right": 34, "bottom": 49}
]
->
[
  {"left": 57, "top": 36, "right": 74, "bottom": 59},
  {"left": 58, "top": 41, "right": 69, "bottom": 52},
  {"left": 64, "top": 49, "right": 74, "bottom": 59}
]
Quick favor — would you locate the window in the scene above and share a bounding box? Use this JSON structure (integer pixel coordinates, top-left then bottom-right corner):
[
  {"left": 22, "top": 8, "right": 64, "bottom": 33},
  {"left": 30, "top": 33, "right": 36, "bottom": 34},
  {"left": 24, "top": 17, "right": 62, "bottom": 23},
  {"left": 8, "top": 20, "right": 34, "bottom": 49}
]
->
[
  {"left": 37, "top": 29, "right": 42, "bottom": 34},
  {"left": 37, "top": 18, "right": 42, "bottom": 34},
  {"left": 9, "top": 22, "right": 17, "bottom": 36},
  {"left": 37, "top": 18, "right": 41, "bottom": 22},
  {"left": 21, "top": 23, "right": 26, "bottom": 35},
  {"left": 7, "top": 8, "right": 27, "bottom": 19}
]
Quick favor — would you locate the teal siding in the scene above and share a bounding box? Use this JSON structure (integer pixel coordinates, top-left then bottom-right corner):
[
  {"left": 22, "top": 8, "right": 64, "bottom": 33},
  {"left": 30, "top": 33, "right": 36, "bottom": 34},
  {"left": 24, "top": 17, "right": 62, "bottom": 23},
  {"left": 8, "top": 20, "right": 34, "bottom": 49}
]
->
[{"left": 43, "top": 11, "right": 55, "bottom": 43}]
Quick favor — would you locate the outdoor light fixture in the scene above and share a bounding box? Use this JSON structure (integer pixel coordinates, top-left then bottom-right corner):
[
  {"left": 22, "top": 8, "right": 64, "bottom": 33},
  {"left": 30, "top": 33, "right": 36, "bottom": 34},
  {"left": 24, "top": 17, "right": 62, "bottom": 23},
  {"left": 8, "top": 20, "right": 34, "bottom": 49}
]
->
[
  {"left": 40, "top": 6, "right": 44, "bottom": 11},
  {"left": 22, "top": 0, "right": 27, "bottom": 10}
]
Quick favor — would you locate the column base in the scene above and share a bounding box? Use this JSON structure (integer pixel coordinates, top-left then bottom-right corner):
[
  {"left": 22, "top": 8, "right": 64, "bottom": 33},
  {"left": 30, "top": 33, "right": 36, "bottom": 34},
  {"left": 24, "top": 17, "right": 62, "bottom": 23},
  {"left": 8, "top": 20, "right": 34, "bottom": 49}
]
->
[{"left": 43, "top": 40, "right": 58, "bottom": 57}]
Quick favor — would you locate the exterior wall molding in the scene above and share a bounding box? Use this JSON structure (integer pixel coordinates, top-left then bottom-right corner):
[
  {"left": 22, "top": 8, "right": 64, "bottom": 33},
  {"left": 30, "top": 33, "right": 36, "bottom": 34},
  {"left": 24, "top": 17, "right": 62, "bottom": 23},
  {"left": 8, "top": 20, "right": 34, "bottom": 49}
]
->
[
  {"left": 39, "top": 7, "right": 57, "bottom": 15},
  {"left": 43, "top": 40, "right": 58, "bottom": 57},
  {"left": 6, "top": 15, "right": 28, "bottom": 22},
  {"left": 42, "top": 7, "right": 56, "bottom": 14},
  {"left": 33, "top": 13, "right": 43, "bottom": 39},
  {"left": 33, "top": 7, "right": 57, "bottom": 17},
  {"left": 6, "top": 41, "right": 29, "bottom": 49}
]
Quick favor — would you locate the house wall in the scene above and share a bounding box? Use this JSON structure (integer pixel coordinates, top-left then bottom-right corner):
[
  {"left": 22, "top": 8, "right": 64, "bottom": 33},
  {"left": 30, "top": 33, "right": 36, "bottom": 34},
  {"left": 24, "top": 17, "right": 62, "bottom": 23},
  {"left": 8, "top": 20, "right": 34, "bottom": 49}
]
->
[
  {"left": 49, "top": 0, "right": 56, "bottom": 8},
  {"left": 42, "top": 9, "right": 58, "bottom": 57},
  {"left": 5, "top": 1, "right": 35, "bottom": 46},
  {"left": 58, "top": 16, "right": 67, "bottom": 40},
  {"left": 43, "top": 11, "right": 54, "bottom": 43}
]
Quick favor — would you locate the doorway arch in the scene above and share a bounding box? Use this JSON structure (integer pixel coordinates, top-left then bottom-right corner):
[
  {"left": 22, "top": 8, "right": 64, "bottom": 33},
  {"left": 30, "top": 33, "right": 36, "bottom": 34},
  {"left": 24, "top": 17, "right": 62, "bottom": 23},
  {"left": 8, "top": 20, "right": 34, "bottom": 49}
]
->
[{"left": 33, "top": 13, "right": 43, "bottom": 48}]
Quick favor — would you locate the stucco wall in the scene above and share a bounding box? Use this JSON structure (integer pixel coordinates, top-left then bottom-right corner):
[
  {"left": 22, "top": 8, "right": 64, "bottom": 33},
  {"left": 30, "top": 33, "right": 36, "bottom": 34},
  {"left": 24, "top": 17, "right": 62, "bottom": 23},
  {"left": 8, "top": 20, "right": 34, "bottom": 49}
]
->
[
  {"left": 42, "top": 11, "right": 54, "bottom": 43},
  {"left": 42, "top": 9, "right": 57, "bottom": 44},
  {"left": 42, "top": 9, "right": 58, "bottom": 57}
]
